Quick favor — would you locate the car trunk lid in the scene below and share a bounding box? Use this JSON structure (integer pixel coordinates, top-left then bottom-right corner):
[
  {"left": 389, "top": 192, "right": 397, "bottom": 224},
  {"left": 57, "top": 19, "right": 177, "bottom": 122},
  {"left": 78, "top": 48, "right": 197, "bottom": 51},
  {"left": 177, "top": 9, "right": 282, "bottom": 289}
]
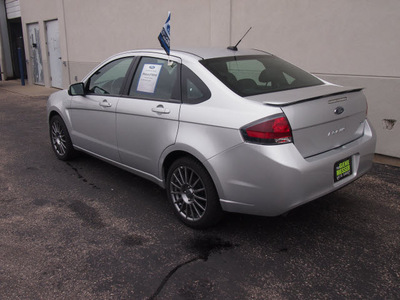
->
[{"left": 247, "top": 84, "right": 367, "bottom": 158}]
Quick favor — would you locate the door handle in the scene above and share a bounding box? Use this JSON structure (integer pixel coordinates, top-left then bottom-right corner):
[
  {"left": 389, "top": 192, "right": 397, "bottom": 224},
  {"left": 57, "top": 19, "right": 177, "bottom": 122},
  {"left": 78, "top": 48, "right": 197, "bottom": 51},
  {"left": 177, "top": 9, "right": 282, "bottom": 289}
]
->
[
  {"left": 99, "top": 99, "right": 112, "bottom": 107},
  {"left": 152, "top": 105, "right": 170, "bottom": 114}
]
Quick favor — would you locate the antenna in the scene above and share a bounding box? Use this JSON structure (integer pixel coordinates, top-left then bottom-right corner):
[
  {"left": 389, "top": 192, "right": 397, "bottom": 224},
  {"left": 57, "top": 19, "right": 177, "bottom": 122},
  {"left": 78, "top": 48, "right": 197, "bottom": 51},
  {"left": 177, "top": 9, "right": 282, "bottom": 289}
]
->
[{"left": 227, "top": 27, "right": 252, "bottom": 51}]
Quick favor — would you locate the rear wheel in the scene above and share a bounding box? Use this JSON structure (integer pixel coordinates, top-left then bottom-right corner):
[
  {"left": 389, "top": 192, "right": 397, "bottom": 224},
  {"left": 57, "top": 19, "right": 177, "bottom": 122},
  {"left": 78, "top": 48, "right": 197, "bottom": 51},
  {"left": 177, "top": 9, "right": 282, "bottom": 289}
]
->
[
  {"left": 166, "top": 157, "right": 223, "bottom": 228},
  {"left": 49, "top": 115, "right": 76, "bottom": 161}
]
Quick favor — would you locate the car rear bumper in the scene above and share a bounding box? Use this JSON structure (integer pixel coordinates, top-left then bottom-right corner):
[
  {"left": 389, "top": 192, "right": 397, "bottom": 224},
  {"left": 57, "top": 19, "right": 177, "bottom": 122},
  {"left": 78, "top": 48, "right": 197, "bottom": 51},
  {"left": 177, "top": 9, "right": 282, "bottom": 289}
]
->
[{"left": 206, "top": 120, "right": 376, "bottom": 216}]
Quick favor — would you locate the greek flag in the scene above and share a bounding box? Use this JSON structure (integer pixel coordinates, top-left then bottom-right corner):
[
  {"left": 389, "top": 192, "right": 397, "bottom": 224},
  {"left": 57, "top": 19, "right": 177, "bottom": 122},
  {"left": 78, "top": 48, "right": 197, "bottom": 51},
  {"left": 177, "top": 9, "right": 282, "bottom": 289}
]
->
[{"left": 158, "top": 12, "right": 171, "bottom": 55}]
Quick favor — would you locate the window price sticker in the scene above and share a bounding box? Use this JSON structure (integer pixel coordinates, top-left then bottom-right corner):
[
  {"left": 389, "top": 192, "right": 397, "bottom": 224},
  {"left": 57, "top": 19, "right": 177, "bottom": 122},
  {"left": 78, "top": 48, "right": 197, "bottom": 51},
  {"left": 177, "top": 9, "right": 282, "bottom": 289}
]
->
[{"left": 137, "top": 64, "right": 162, "bottom": 94}]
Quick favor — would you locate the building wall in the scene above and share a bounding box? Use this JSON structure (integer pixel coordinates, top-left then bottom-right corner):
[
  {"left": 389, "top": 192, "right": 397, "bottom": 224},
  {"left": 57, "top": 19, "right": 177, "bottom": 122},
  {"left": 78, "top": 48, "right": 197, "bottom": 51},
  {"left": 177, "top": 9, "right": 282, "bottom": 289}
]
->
[
  {"left": 60, "top": 0, "right": 232, "bottom": 83},
  {"left": 230, "top": 0, "right": 400, "bottom": 158},
  {"left": 19, "top": 0, "right": 59, "bottom": 86},
  {"left": 0, "top": 0, "right": 14, "bottom": 78},
  {"left": 18, "top": 0, "right": 400, "bottom": 157}
]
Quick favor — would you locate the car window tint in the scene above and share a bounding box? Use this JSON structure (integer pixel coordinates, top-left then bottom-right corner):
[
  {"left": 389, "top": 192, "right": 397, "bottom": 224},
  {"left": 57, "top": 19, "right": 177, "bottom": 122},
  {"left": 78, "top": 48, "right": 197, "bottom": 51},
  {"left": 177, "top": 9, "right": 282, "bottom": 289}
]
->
[
  {"left": 181, "top": 65, "right": 211, "bottom": 104},
  {"left": 227, "top": 59, "right": 264, "bottom": 84},
  {"left": 129, "top": 57, "right": 180, "bottom": 101},
  {"left": 87, "top": 57, "right": 134, "bottom": 95},
  {"left": 201, "top": 55, "right": 323, "bottom": 97}
]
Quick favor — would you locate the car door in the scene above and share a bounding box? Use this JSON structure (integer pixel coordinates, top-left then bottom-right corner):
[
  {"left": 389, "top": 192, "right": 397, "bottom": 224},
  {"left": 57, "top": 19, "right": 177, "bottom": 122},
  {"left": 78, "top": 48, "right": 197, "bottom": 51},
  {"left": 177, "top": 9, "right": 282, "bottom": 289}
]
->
[
  {"left": 69, "top": 56, "right": 135, "bottom": 161},
  {"left": 116, "top": 55, "right": 181, "bottom": 178}
]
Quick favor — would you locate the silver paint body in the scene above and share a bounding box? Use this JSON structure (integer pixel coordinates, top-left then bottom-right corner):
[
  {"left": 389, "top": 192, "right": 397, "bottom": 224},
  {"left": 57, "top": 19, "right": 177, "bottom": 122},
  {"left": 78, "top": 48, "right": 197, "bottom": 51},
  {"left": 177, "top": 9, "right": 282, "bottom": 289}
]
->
[{"left": 47, "top": 48, "right": 376, "bottom": 216}]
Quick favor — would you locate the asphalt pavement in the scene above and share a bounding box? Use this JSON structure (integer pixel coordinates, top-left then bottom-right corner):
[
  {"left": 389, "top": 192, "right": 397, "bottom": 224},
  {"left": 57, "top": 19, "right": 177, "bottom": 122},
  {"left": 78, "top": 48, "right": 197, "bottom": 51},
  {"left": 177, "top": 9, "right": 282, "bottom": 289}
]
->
[{"left": 1, "top": 81, "right": 399, "bottom": 299}]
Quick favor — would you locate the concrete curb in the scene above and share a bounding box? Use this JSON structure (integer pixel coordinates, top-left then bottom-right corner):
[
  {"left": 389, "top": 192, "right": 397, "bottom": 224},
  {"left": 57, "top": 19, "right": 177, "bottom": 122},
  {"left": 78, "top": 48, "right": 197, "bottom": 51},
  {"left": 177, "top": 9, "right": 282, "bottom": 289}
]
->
[{"left": 0, "top": 79, "right": 59, "bottom": 97}]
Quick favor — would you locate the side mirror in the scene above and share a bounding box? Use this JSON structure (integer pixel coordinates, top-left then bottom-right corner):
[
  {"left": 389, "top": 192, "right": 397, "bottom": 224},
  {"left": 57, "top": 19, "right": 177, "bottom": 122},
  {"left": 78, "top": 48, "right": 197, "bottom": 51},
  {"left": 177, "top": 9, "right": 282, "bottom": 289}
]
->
[{"left": 68, "top": 82, "right": 85, "bottom": 96}]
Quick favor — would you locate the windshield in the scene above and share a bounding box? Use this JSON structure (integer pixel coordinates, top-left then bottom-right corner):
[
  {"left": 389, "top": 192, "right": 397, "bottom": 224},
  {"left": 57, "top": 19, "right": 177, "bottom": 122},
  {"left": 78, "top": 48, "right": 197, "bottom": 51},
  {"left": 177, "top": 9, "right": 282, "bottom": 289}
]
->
[{"left": 201, "top": 55, "right": 323, "bottom": 97}]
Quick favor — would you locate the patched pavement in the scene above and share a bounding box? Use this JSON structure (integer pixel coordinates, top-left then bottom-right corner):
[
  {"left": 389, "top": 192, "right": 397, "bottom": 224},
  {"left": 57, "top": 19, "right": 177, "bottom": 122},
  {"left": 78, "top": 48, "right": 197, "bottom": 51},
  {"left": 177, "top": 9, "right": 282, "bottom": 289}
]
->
[{"left": 1, "top": 82, "right": 399, "bottom": 299}]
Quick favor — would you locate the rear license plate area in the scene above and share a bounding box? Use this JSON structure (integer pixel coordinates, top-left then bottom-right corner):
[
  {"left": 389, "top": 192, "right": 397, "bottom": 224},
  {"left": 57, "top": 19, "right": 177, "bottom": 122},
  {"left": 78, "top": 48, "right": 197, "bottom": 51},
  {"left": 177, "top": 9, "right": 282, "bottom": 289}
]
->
[{"left": 334, "top": 156, "right": 352, "bottom": 182}]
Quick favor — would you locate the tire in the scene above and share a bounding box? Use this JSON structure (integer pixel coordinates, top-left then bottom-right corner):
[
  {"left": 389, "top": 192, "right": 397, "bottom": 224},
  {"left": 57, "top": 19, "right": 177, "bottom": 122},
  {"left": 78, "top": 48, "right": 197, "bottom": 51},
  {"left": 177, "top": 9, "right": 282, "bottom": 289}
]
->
[
  {"left": 49, "top": 115, "right": 76, "bottom": 161},
  {"left": 166, "top": 157, "right": 223, "bottom": 228}
]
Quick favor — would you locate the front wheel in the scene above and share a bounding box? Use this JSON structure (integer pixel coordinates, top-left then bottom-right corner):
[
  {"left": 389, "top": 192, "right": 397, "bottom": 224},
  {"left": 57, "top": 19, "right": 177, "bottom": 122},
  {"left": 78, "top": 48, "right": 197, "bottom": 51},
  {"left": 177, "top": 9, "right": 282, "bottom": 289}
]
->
[
  {"left": 49, "top": 115, "right": 76, "bottom": 161},
  {"left": 166, "top": 157, "right": 223, "bottom": 228}
]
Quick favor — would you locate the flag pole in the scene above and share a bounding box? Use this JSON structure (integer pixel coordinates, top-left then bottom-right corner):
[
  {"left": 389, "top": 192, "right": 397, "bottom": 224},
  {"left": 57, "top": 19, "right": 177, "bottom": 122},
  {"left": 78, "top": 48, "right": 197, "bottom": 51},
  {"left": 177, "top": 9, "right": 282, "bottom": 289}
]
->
[{"left": 158, "top": 11, "right": 171, "bottom": 64}]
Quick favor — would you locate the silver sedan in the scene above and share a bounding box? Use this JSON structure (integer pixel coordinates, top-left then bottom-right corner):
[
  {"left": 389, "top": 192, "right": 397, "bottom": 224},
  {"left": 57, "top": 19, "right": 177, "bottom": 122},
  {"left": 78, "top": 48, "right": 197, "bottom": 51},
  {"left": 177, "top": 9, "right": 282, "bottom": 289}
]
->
[{"left": 47, "top": 48, "right": 376, "bottom": 228}]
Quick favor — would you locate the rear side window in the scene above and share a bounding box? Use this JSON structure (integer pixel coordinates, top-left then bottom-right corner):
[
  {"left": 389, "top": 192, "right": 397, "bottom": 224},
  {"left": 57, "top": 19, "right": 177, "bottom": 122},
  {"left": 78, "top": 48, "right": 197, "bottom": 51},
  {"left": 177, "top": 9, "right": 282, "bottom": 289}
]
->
[
  {"left": 181, "top": 65, "right": 211, "bottom": 104},
  {"left": 201, "top": 55, "right": 323, "bottom": 97}
]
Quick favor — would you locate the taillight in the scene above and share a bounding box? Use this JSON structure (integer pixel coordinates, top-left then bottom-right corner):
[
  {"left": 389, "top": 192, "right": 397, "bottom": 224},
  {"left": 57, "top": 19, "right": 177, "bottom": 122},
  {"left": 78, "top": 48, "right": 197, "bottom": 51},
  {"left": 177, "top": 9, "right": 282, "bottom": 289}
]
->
[{"left": 241, "top": 115, "right": 293, "bottom": 145}]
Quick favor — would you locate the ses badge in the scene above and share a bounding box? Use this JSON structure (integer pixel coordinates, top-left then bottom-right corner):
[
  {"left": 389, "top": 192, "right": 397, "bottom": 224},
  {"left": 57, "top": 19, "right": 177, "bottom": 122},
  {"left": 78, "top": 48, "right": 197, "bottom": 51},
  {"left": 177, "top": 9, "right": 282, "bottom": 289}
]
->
[{"left": 334, "top": 157, "right": 353, "bottom": 182}]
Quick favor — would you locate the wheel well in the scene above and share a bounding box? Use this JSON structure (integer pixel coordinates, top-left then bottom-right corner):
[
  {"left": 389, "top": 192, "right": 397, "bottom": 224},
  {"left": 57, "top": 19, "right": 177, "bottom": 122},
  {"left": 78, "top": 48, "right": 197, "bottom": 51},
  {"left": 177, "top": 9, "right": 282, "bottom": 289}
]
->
[
  {"left": 162, "top": 151, "right": 203, "bottom": 182},
  {"left": 48, "top": 111, "right": 61, "bottom": 123}
]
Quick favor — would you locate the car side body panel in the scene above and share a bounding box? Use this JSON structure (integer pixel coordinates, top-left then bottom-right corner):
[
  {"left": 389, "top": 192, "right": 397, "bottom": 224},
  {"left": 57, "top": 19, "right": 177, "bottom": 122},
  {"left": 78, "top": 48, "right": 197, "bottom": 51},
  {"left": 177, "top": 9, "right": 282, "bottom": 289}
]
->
[
  {"left": 68, "top": 94, "right": 120, "bottom": 162},
  {"left": 116, "top": 98, "right": 181, "bottom": 177}
]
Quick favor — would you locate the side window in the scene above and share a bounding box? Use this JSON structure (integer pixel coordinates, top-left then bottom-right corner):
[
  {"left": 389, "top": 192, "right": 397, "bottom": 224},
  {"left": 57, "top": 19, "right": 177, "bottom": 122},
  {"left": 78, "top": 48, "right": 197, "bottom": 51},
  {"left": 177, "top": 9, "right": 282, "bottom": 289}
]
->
[
  {"left": 182, "top": 65, "right": 211, "bottom": 104},
  {"left": 129, "top": 57, "right": 180, "bottom": 101},
  {"left": 87, "top": 57, "right": 134, "bottom": 95}
]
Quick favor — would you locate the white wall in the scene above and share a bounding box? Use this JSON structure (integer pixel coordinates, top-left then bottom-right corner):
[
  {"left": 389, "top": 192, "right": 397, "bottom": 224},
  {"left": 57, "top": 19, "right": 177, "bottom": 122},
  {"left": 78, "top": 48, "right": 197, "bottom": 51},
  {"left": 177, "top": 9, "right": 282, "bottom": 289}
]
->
[
  {"left": 232, "top": 0, "right": 400, "bottom": 76},
  {"left": 229, "top": 0, "right": 400, "bottom": 157},
  {"left": 20, "top": 0, "right": 61, "bottom": 86},
  {"left": 0, "top": 0, "right": 14, "bottom": 78},
  {"left": 61, "top": 0, "right": 232, "bottom": 82},
  {"left": 18, "top": 0, "right": 400, "bottom": 157}
]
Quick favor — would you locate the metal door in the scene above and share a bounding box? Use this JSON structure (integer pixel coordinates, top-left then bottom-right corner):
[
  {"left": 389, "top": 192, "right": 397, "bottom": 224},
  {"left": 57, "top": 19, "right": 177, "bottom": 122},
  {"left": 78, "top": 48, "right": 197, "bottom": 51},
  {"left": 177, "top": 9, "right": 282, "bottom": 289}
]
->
[
  {"left": 68, "top": 56, "right": 135, "bottom": 162},
  {"left": 116, "top": 56, "right": 181, "bottom": 179},
  {"left": 46, "top": 20, "right": 62, "bottom": 88},
  {"left": 27, "top": 23, "right": 44, "bottom": 85},
  {"left": 69, "top": 94, "right": 121, "bottom": 162}
]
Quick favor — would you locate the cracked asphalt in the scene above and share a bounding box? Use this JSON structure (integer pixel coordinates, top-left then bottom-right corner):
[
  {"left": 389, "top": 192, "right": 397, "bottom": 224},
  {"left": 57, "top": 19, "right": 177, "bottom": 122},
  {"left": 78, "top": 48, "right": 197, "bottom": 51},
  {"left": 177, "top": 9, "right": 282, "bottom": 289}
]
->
[{"left": 1, "top": 85, "right": 399, "bottom": 299}]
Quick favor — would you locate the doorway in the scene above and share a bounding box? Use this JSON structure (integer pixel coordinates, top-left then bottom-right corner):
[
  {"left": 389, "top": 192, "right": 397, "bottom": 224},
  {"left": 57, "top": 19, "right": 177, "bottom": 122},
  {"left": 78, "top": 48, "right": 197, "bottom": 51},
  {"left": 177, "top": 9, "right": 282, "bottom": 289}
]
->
[
  {"left": 46, "top": 20, "right": 62, "bottom": 88},
  {"left": 7, "top": 18, "right": 27, "bottom": 79},
  {"left": 27, "top": 23, "right": 44, "bottom": 85}
]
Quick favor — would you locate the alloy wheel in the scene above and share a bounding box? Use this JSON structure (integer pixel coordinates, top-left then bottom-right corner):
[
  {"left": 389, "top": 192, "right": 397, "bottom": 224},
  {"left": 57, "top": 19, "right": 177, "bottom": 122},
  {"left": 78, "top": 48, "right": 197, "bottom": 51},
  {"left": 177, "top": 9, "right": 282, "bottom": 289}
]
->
[
  {"left": 51, "top": 120, "right": 67, "bottom": 156},
  {"left": 169, "top": 165, "right": 208, "bottom": 221}
]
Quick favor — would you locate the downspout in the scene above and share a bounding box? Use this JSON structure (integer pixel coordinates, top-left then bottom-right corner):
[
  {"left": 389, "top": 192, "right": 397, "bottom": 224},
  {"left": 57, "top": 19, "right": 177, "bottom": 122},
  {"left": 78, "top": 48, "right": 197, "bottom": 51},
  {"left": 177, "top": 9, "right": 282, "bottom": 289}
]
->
[{"left": 61, "top": 0, "right": 71, "bottom": 86}]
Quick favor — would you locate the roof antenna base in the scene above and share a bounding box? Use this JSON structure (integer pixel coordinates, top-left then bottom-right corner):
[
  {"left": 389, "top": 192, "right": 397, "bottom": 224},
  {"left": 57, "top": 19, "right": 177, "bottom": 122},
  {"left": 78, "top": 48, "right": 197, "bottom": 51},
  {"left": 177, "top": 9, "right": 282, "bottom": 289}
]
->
[{"left": 227, "top": 27, "right": 252, "bottom": 51}]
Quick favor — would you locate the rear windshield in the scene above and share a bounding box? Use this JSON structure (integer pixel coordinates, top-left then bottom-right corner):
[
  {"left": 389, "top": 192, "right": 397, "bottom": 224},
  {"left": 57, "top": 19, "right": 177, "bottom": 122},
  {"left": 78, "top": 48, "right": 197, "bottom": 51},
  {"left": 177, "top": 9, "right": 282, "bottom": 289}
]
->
[{"left": 201, "top": 55, "right": 323, "bottom": 96}]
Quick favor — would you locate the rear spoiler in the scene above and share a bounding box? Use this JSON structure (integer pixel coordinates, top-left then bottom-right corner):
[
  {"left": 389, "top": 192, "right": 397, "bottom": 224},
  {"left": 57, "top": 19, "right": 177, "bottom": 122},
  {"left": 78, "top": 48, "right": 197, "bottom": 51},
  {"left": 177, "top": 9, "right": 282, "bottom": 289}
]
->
[
  {"left": 274, "top": 87, "right": 364, "bottom": 107},
  {"left": 247, "top": 85, "right": 364, "bottom": 107}
]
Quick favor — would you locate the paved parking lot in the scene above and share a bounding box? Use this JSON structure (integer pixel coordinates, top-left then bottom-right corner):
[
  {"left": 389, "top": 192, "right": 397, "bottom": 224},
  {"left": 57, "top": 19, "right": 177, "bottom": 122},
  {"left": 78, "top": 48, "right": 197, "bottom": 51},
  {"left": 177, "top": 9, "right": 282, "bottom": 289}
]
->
[{"left": 1, "top": 82, "right": 399, "bottom": 299}]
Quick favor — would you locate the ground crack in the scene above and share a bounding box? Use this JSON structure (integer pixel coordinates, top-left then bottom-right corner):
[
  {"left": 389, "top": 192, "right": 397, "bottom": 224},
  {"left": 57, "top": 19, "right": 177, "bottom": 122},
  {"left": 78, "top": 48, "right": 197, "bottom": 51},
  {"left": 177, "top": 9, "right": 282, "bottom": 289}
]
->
[
  {"left": 148, "top": 236, "right": 235, "bottom": 299},
  {"left": 67, "top": 162, "right": 100, "bottom": 189},
  {"left": 148, "top": 256, "right": 204, "bottom": 300}
]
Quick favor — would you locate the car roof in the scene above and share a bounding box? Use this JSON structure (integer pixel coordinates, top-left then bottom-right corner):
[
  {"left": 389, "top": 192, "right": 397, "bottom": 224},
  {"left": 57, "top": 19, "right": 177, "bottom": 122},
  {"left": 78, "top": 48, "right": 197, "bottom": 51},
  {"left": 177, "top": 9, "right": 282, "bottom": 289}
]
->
[
  {"left": 117, "top": 48, "right": 272, "bottom": 61},
  {"left": 172, "top": 48, "right": 272, "bottom": 60}
]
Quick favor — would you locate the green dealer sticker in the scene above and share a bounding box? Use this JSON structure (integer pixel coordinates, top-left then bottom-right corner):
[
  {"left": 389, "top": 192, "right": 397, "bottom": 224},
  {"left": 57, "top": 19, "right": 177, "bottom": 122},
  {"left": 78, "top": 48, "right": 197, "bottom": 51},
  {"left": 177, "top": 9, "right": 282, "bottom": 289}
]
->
[{"left": 334, "top": 157, "right": 352, "bottom": 182}]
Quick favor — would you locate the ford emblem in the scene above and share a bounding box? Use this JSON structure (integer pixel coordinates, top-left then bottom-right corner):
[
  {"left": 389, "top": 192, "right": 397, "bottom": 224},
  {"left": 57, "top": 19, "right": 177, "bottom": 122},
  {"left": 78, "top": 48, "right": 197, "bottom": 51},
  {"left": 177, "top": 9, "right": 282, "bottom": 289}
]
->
[{"left": 334, "top": 106, "right": 345, "bottom": 115}]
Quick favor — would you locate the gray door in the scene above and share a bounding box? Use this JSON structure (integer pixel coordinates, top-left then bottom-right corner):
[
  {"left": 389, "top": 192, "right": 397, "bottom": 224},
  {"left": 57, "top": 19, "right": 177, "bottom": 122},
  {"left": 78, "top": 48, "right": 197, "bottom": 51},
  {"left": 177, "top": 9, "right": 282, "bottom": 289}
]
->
[
  {"left": 69, "top": 94, "right": 121, "bottom": 162},
  {"left": 27, "top": 23, "right": 44, "bottom": 85},
  {"left": 116, "top": 56, "right": 181, "bottom": 178},
  {"left": 69, "top": 57, "right": 134, "bottom": 162},
  {"left": 46, "top": 20, "right": 63, "bottom": 88}
]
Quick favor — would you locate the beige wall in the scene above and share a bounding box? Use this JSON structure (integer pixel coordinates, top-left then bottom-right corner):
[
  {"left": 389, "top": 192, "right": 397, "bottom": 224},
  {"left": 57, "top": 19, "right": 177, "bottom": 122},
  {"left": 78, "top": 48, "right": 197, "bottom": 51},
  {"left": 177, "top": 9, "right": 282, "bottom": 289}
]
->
[
  {"left": 19, "top": 0, "right": 400, "bottom": 157},
  {"left": 230, "top": 0, "right": 400, "bottom": 158},
  {"left": 61, "top": 0, "right": 231, "bottom": 83},
  {"left": 232, "top": 0, "right": 400, "bottom": 77},
  {"left": 20, "top": 0, "right": 64, "bottom": 86}
]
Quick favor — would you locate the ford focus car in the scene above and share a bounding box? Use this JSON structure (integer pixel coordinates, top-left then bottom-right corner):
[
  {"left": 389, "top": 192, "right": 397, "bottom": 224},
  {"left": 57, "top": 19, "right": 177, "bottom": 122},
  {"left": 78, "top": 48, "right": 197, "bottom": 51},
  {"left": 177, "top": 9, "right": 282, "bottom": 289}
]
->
[{"left": 47, "top": 48, "right": 376, "bottom": 228}]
